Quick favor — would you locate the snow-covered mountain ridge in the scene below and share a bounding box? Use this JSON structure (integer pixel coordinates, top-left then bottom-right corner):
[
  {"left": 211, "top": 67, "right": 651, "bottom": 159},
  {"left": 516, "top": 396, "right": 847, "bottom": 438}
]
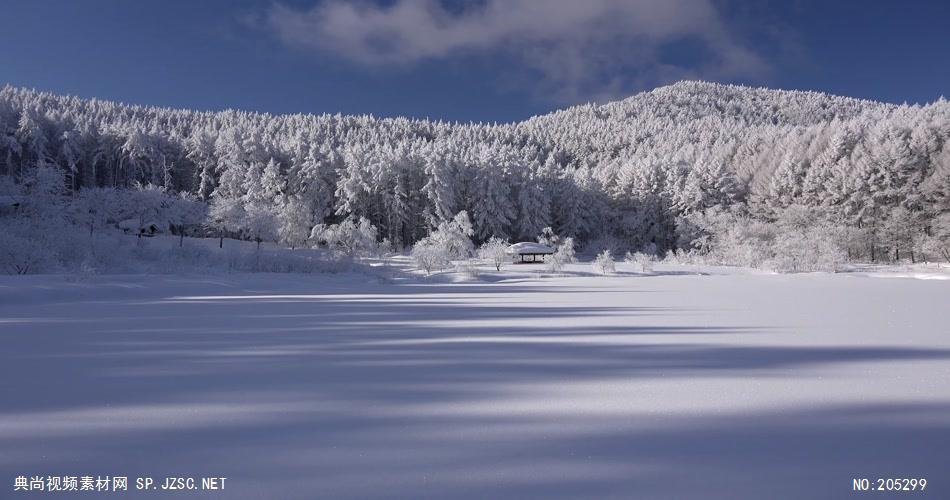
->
[{"left": 1, "top": 80, "right": 948, "bottom": 257}]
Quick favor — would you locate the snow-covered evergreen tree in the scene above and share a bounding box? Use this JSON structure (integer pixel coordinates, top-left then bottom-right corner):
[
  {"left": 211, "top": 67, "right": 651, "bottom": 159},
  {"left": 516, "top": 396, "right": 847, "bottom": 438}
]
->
[{"left": 472, "top": 148, "right": 515, "bottom": 240}]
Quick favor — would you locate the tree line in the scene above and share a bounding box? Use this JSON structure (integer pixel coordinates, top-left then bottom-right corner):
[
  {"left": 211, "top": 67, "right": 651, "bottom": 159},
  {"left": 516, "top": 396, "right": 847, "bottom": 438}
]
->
[{"left": 1, "top": 81, "right": 948, "bottom": 271}]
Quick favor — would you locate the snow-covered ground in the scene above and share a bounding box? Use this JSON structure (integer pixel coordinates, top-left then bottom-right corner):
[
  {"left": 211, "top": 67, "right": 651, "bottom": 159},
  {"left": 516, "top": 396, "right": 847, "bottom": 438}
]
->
[{"left": 1, "top": 262, "right": 948, "bottom": 499}]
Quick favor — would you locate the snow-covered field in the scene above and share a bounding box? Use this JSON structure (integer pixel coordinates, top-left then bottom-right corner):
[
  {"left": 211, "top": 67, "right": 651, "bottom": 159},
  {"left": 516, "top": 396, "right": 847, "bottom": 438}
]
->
[{"left": 2, "top": 263, "right": 948, "bottom": 499}]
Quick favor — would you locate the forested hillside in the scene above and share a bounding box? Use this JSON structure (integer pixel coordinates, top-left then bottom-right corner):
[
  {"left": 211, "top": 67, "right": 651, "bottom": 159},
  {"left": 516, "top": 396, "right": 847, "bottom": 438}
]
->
[{"left": 1, "top": 81, "right": 949, "bottom": 272}]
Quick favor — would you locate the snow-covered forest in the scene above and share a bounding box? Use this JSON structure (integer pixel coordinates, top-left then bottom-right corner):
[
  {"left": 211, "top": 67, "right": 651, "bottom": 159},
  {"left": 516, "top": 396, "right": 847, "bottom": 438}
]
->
[{"left": 2, "top": 81, "right": 949, "bottom": 273}]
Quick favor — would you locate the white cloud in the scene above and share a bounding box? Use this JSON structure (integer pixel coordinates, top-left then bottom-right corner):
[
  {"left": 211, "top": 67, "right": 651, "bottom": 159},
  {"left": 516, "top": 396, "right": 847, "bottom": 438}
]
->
[{"left": 265, "top": 0, "right": 771, "bottom": 103}]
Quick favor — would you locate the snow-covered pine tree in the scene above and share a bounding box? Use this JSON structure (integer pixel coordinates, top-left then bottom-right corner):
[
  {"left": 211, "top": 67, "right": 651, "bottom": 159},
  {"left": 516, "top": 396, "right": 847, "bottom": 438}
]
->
[{"left": 472, "top": 147, "right": 515, "bottom": 241}]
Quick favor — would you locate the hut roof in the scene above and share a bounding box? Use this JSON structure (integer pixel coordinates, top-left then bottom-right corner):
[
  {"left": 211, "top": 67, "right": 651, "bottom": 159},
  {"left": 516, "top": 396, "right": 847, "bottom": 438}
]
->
[{"left": 507, "top": 242, "right": 555, "bottom": 255}]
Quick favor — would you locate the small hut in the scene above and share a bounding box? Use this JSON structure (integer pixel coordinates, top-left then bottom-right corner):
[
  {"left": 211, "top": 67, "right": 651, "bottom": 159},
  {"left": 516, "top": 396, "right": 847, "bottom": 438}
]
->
[{"left": 507, "top": 242, "right": 555, "bottom": 263}]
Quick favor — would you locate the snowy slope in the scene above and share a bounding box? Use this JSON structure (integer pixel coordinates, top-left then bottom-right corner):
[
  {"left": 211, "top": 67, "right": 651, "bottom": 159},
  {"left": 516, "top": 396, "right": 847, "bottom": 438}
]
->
[
  {"left": 525, "top": 80, "right": 889, "bottom": 129},
  {"left": 2, "top": 267, "right": 947, "bottom": 499}
]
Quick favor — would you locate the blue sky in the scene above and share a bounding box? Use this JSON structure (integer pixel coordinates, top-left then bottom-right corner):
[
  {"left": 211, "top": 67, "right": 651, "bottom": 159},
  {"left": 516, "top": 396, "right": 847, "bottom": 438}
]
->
[{"left": 0, "top": 0, "right": 947, "bottom": 123}]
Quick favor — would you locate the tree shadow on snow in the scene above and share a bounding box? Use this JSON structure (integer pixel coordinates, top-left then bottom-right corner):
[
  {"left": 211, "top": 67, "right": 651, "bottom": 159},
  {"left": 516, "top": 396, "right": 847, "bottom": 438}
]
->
[{"left": 1, "top": 280, "right": 948, "bottom": 499}]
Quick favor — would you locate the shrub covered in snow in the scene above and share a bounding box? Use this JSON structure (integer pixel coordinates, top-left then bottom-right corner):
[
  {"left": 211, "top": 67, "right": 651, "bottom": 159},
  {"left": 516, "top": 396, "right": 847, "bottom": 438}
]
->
[
  {"left": 537, "top": 227, "right": 559, "bottom": 248},
  {"left": 625, "top": 251, "right": 656, "bottom": 273},
  {"left": 310, "top": 217, "right": 382, "bottom": 258},
  {"left": 409, "top": 238, "right": 452, "bottom": 274},
  {"left": 477, "top": 236, "right": 510, "bottom": 271},
  {"left": 662, "top": 248, "right": 702, "bottom": 266},
  {"left": 429, "top": 211, "right": 475, "bottom": 260},
  {"left": 70, "top": 187, "right": 121, "bottom": 238},
  {"left": 546, "top": 237, "right": 575, "bottom": 273},
  {"left": 244, "top": 204, "right": 279, "bottom": 251},
  {"left": 208, "top": 196, "right": 245, "bottom": 247},
  {"left": 674, "top": 205, "right": 852, "bottom": 272},
  {"left": 0, "top": 227, "right": 57, "bottom": 274},
  {"left": 411, "top": 237, "right": 451, "bottom": 275},
  {"left": 165, "top": 192, "right": 208, "bottom": 247},
  {"left": 455, "top": 259, "right": 481, "bottom": 278},
  {"left": 593, "top": 250, "right": 616, "bottom": 275}
]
